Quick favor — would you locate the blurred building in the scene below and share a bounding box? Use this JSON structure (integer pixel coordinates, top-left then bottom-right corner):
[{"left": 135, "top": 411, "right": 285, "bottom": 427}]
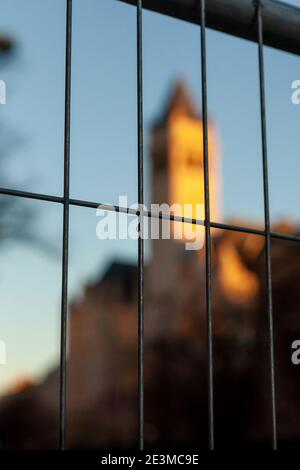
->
[{"left": 0, "top": 82, "right": 299, "bottom": 449}]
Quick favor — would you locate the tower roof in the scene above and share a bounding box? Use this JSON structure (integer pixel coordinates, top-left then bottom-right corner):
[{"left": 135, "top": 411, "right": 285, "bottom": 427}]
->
[{"left": 152, "top": 80, "right": 199, "bottom": 129}]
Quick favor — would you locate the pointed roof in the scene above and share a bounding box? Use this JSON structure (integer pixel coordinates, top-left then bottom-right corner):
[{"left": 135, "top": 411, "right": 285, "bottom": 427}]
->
[{"left": 152, "top": 80, "right": 199, "bottom": 129}]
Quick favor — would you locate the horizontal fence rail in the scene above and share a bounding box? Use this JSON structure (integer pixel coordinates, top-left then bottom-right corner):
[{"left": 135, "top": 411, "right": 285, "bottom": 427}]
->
[
  {"left": 117, "top": 0, "right": 300, "bottom": 56},
  {"left": 0, "top": 186, "right": 299, "bottom": 243}
]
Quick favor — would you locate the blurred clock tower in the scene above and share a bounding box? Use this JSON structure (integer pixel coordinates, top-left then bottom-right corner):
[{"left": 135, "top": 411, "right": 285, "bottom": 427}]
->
[{"left": 148, "top": 81, "right": 221, "bottom": 294}]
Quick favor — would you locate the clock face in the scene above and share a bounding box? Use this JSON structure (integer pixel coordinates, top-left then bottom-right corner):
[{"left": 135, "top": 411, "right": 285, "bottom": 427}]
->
[{"left": 168, "top": 113, "right": 215, "bottom": 242}]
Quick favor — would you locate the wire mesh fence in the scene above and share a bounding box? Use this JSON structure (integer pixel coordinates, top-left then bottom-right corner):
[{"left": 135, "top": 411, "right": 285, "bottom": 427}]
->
[{"left": 0, "top": 0, "right": 300, "bottom": 450}]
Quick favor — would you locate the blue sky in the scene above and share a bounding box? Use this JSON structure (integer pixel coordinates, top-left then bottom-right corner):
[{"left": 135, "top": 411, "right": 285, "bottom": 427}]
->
[{"left": 0, "top": 0, "right": 299, "bottom": 391}]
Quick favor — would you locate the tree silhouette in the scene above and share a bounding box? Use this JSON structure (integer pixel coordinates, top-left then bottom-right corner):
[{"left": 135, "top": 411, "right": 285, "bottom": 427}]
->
[{"left": 0, "top": 35, "right": 55, "bottom": 255}]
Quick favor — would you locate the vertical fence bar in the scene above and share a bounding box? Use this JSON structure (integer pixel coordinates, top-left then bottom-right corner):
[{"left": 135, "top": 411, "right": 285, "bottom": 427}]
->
[
  {"left": 200, "top": 0, "right": 214, "bottom": 450},
  {"left": 137, "top": 0, "right": 145, "bottom": 451},
  {"left": 256, "top": 0, "right": 277, "bottom": 450},
  {"left": 59, "top": 0, "right": 72, "bottom": 450}
]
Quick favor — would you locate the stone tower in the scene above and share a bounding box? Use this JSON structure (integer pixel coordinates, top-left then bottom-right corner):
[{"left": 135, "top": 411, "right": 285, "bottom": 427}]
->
[{"left": 148, "top": 81, "right": 221, "bottom": 294}]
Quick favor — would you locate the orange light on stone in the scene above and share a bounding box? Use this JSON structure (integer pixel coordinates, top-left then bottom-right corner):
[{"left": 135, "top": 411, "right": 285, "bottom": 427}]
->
[{"left": 168, "top": 108, "right": 220, "bottom": 243}]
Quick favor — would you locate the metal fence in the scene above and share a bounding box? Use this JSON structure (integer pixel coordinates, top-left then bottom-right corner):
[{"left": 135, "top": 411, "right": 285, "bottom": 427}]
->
[{"left": 1, "top": 0, "right": 300, "bottom": 451}]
